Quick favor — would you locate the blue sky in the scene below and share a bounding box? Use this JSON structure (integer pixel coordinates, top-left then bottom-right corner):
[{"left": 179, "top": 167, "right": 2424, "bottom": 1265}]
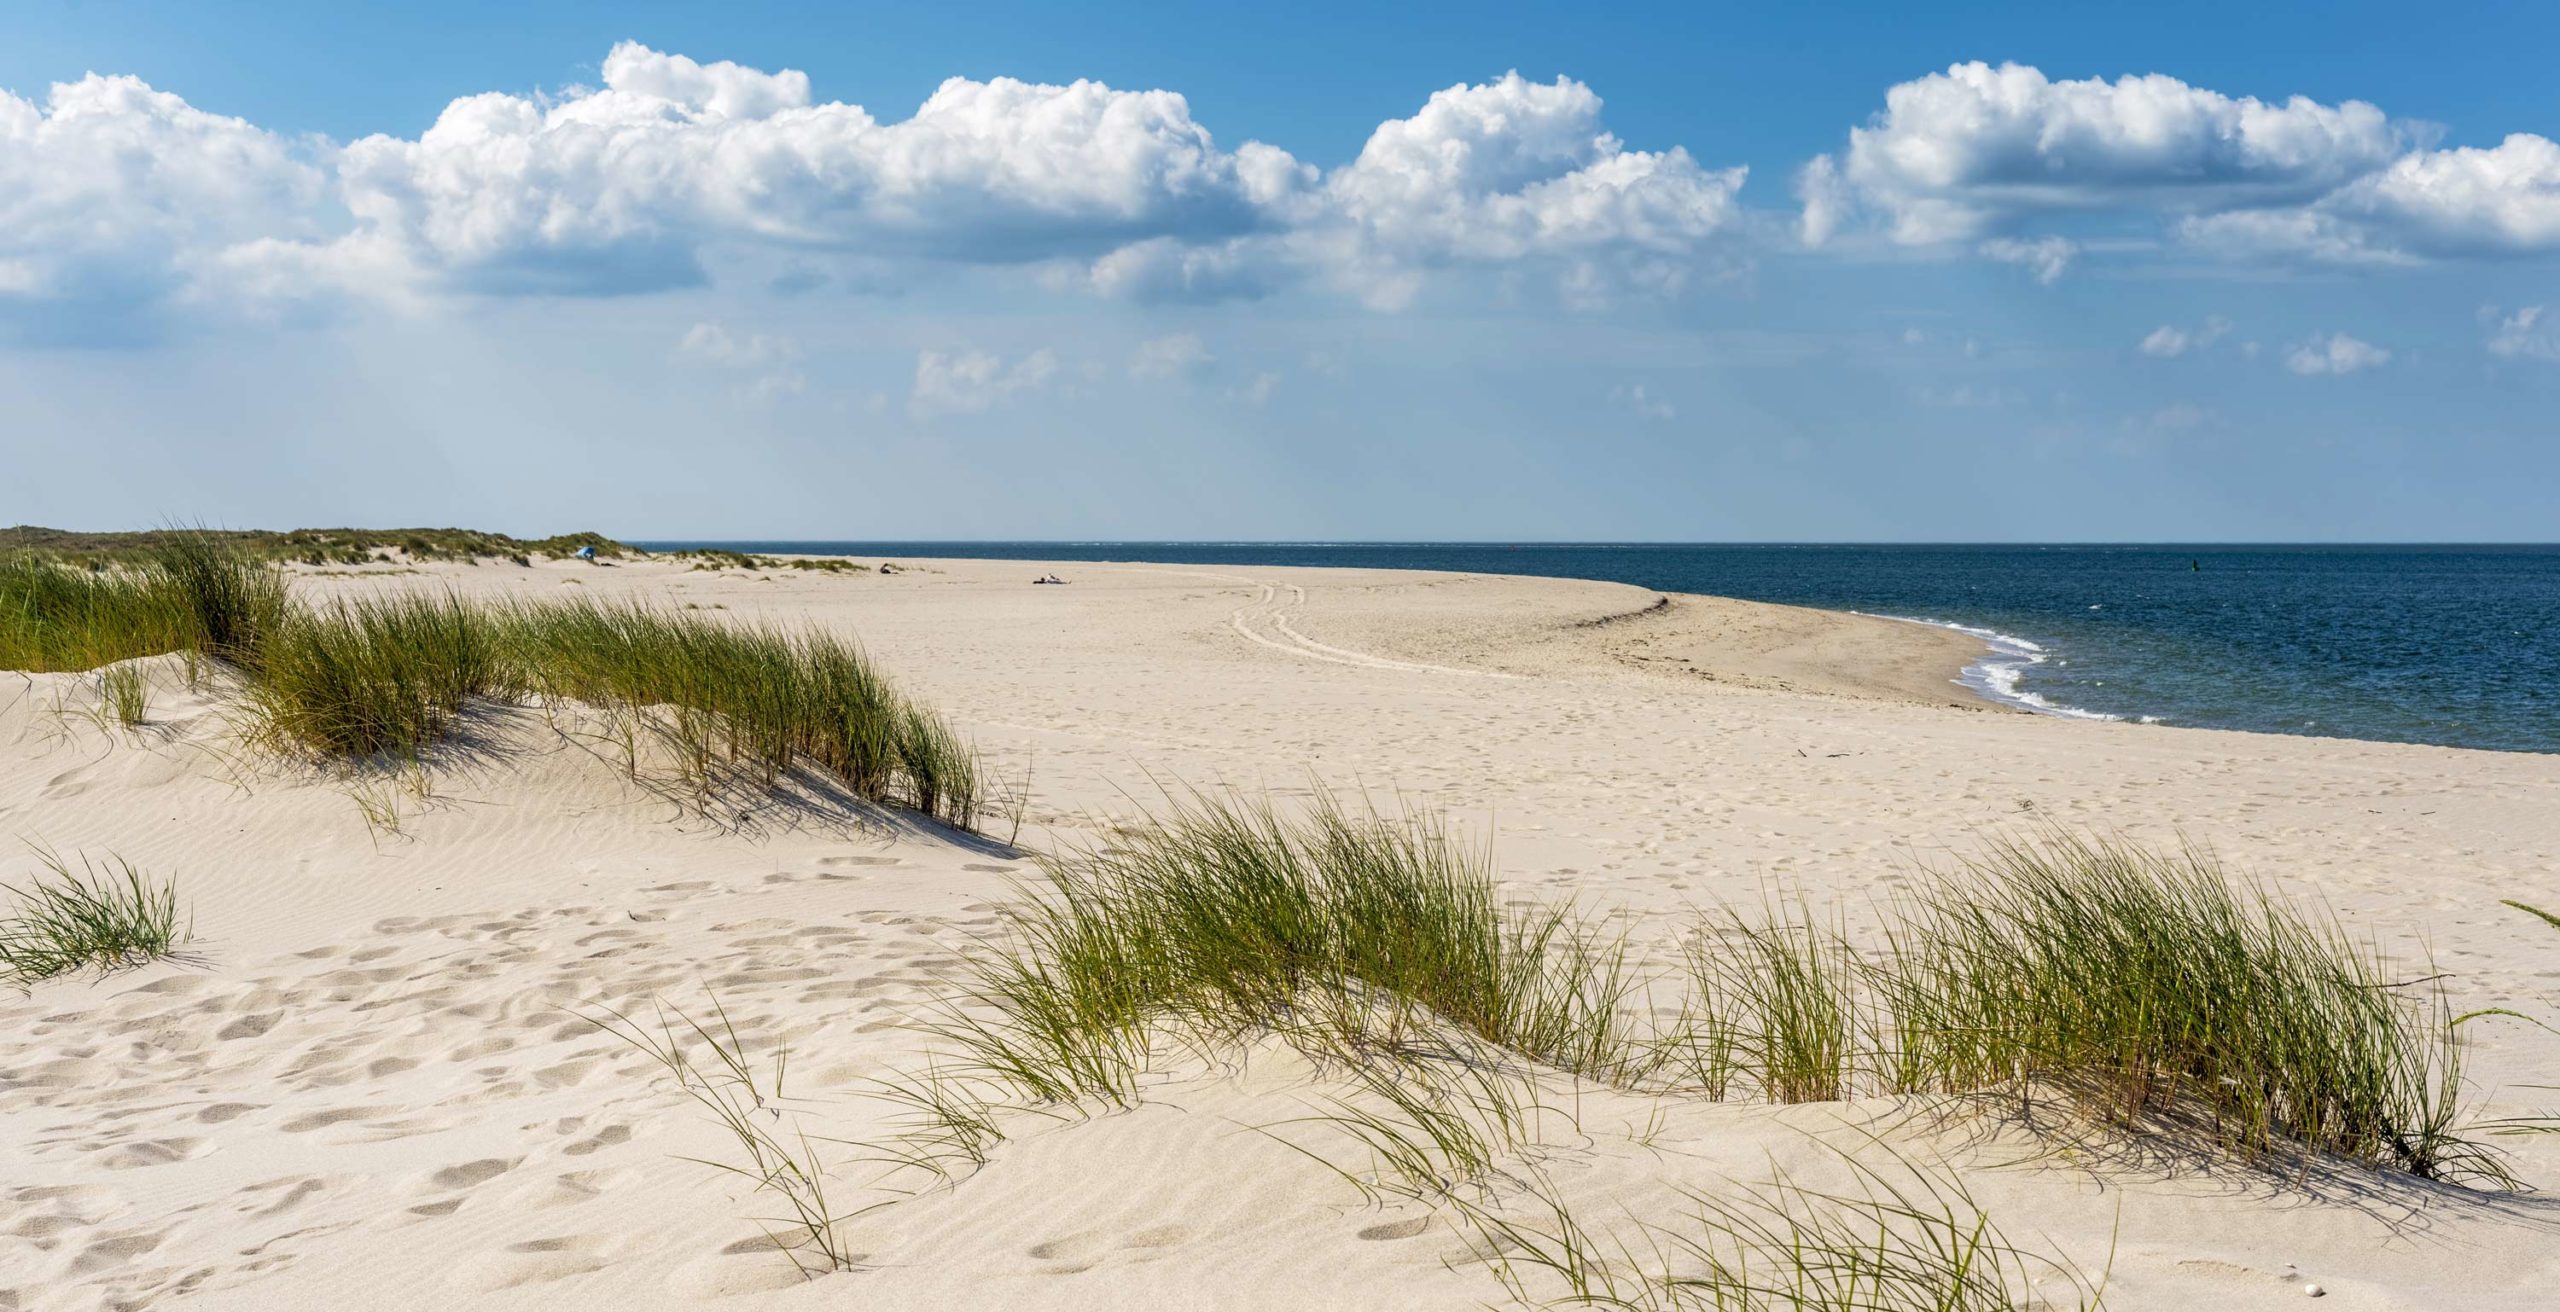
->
[{"left": 3, "top": 0, "right": 2556, "bottom": 540}]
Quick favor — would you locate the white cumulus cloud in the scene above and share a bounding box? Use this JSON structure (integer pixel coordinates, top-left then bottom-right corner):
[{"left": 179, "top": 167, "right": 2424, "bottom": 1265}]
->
[
  {"left": 1083, "top": 72, "right": 1748, "bottom": 308},
  {"left": 2314, "top": 133, "right": 2560, "bottom": 257},
  {"left": 1802, "top": 62, "right": 2400, "bottom": 246},
  {"left": 2284, "top": 332, "right": 2390, "bottom": 376},
  {"left": 0, "top": 72, "right": 325, "bottom": 338},
  {"left": 1800, "top": 61, "right": 2560, "bottom": 272},
  {"left": 306, "top": 43, "right": 1277, "bottom": 297},
  {"left": 2176, "top": 135, "right": 2560, "bottom": 264},
  {"left": 1317, "top": 74, "right": 1744, "bottom": 290}
]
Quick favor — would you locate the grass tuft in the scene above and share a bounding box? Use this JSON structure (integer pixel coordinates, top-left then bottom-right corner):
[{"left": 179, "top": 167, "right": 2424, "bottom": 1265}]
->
[
  {"left": 926, "top": 791, "right": 1643, "bottom": 1115},
  {"left": 0, "top": 554, "right": 193, "bottom": 672},
  {"left": 150, "top": 530, "right": 289, "bottom": 663},
  {"left": 0, "top": 846, "right": 187, "bottom": 987},
  {"left": 1869, "top": 832, "right": 2482, "bottom": 1179},
  {"left": 97, "top": 663, "right": 151, "bottom": 727},
  {"left": 247, "top": 592, "right": 513, "bottom": 758},
  {"left": 0, "top": 537, "right": 982, "bottom": 828}
]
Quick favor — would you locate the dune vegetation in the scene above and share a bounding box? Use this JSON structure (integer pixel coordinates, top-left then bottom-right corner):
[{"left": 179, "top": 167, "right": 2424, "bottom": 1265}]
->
[
  {"left": 0, "top": 523, "right": 632, "bottom": 567},
  {"left": 0, "top": 553, "right": 206, "bottom": 673},
  {"left": 584, "top": 796, "right": 2470, "bottom": 1300},
  {"left": 0, "top": 847, "right": 186, "bottom": 988},
  {"left": 888, "top": 797, "right": 2483, "bottom": 1182},
  {"left": 0, "top": 536, "right": 980, "bottom": 828}
]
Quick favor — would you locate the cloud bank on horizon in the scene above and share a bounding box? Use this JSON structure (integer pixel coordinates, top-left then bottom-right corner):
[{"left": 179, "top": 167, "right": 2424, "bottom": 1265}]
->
[{"left": 8, "top": 43, "right": 2560, "bottom": 340}]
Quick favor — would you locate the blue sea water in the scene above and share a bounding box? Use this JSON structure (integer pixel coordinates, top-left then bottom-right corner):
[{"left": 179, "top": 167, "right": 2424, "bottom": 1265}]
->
[{"left": 638, "top": 543, "right": 2560, "bottom": 755}]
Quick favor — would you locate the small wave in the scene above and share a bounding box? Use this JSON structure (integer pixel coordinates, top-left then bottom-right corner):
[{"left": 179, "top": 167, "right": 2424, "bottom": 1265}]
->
[{"left": 1858, "top": 613, "right": 2124, "bottom": 722}]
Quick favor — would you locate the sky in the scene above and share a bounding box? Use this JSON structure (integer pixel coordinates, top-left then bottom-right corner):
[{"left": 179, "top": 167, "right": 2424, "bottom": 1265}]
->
[{"left": 3, "top": 0, "right": 2557, "bottom": 541}]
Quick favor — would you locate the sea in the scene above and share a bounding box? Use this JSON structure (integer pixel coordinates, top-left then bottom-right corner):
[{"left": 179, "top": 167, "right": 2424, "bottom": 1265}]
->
[{"left": 636, "top": 543, "right": 2560, "bottom": 755}]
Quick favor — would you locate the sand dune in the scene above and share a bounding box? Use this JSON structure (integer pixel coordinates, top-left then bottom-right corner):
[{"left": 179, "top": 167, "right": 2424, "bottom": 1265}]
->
[{"left": 4, "top": 556, "right": 2556, "bottom": 1310}]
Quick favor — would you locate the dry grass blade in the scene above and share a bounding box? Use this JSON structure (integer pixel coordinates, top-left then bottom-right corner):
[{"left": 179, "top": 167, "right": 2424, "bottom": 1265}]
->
[
  {"left": 585, "top": 995, "right": 861, "bottom": 1279},
  {"left": 1449, "top": 1142, "right": 2111, "bottom": 1312}
]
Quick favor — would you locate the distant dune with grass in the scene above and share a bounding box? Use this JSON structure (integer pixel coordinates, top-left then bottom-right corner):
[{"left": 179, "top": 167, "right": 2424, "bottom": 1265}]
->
[
  {"left": 1, "top": 546, "right": 2554, "bottom": 1311},
  {"left": 2, "top": 532, "right": 979, "bottom": 829}
]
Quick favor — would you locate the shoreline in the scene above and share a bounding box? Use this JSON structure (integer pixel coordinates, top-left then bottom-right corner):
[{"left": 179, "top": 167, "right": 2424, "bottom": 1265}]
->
[
  {"left": 1858, "top": 611, "right": 2121, "bottom": 721},
  {"left": 679, "top": 541, "right": 2557, "bottom": 756}
]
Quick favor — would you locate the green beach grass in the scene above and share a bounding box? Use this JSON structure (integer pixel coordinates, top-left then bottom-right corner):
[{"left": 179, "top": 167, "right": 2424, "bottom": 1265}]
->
[
  {"left": 770, "top": 797, "right": 2489, "bottom": 1302},
  {"left": 0, "top": 535, "right": 981, "bottom": 828},
  {"left": 0, "top": 847, "right": 186, "bottom": 987},
  {"left": 876, "top": 796, "right": 2492, "bottom": 1186}
]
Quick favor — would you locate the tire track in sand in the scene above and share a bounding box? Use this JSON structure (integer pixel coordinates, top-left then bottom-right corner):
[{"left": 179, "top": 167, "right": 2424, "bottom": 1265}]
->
[{"left": 1225, "top": 581, "right": 1516, "bottom": 680}]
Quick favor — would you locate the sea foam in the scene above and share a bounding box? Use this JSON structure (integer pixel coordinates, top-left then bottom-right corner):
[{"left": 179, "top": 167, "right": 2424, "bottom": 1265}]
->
[{"left": 1863, "top": 614, "right": 2125, "bottom": 722}]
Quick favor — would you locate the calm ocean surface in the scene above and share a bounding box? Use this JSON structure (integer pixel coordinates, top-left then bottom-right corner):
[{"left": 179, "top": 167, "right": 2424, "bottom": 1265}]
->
[{"left": 640, "top": 543, "right": 2560, "bottom": 755}]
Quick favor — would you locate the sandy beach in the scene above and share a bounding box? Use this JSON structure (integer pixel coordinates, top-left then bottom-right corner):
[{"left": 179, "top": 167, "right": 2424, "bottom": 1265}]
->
[{"left": 5, "top": 554, "right": 2556, "bottom": 1311}]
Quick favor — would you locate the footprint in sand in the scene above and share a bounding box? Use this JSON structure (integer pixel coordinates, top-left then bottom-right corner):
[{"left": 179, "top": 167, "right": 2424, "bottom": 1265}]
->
[
  {"left": 240, "top": 1177, "right": 331, "bottom": 1217},
  {"left": 216, "top": 1012, "right": 282, "bottom": 1041},
  {"left": 531, "top": 1167, "right": 628, "bottom": 1209},
  {"left": 561, "top": 1124, "right": 630, "bottom": 1157},
  {"left": 123, "top": 974, "right": 214, "bottom": 997},
  {"left": 95, "top": 1137, "right": 204, "bottom": 1169},
  {"left": 65, "top": 1229, "right": 160, "bottom": 1277},
  {"left": 1351, "top": 1209, "right": 1433, "bottom": 1240},
  {"left": 1358, "top": 1216, "right": 1430, "bottom": 1241},
  {"left": 277, "top": 1106, "right": 398, "bottom": 1134},
  {"left": 448, "top": 1234, "right": 611, "bottom": 1290},
  {"left": 429, "top": 1158, "right": 517, "bottom": 1190}
]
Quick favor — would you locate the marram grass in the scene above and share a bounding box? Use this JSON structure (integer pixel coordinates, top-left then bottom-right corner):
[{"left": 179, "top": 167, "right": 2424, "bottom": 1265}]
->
[
  {"left": 923, "top": 790, "right": 1645, "bottom": 1111},
  {"left": 892, "top": 801, "right": 2496, "bottom": 1184},
  {"left": 0, "top": 535, "right": 981, "bottom": 828},
  {"left": 0, "top": 847, "right": 186, "bottom": 987},
  {"left": 0, "top": 554, "right": 195, "bottom": 673},
  {"left": 242, "top": 595, "right": 981, "bottom": 827},
  {"left": 845, "top": 797, "right": 2138, "bottom": 1306},
  {"left": 589, "top": 798, "right": 2497, "bottom": 1298},
  {"left": 1681, "top": 831, "right": 2492, "bottom": 1181}
]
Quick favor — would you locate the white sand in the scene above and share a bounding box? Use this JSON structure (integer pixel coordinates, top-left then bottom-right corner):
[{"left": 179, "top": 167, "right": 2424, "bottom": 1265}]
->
[{"left": 4, "top": 555, "right": 2556, "bottom": 1310}]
